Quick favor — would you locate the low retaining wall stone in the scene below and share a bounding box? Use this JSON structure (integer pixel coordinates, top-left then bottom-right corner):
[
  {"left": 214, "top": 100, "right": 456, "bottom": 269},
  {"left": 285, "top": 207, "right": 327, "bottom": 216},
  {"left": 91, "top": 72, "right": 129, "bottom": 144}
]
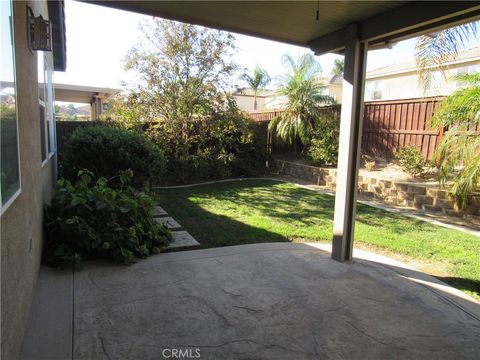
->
[{"left": 271, "top": 159, "right": 480, "bottom": 225}]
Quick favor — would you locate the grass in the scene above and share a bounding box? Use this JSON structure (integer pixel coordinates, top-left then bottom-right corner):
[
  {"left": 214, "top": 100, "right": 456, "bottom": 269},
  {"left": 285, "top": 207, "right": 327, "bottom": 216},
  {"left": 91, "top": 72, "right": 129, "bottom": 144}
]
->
[{"left": 156, "top": 179, "right": 480, "bottom": 299}]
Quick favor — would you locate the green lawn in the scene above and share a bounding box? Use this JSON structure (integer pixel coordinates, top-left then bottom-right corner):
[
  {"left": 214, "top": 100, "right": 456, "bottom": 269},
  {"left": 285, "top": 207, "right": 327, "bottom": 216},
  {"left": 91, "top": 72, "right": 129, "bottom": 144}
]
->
[{"left": 156, "top": 179, "right": 480, "bottom": 299}]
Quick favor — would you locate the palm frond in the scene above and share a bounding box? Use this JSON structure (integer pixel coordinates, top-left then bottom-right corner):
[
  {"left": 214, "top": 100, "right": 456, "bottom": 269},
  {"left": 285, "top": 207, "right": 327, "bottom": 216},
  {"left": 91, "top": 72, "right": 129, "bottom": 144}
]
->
[
  {"left": 269, "top": 52, "right": 335, "bottom": 147},
  {"left": 415, "top": 22, "right": 478, "bottom": 89},
  {"left": 432, "top": 73, "right": 480, "bottom": 207}
]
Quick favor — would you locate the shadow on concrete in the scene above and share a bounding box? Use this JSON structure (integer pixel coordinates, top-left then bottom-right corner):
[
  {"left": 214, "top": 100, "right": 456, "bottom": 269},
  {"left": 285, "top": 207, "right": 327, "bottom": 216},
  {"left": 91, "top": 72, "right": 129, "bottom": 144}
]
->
[
  {"left": 434, "top": 276, "right": 480, "bottom": 297},
  {"left": 157, "top": 179, "right": 479, "bottom": 299}
]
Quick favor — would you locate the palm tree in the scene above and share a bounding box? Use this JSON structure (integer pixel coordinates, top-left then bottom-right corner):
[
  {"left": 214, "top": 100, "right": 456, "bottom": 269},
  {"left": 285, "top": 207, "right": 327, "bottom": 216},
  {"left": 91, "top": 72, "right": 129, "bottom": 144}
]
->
[
  {"left": 268, "top": 53, "right": 335, "bottom": 147},
  {"left": 331, "top": 59, "right": 344, "bottom": 76},
  {"left": 242, "top": 66, "right": 271, "bottom": 111},
  {"left": 415, "top": 21, "right": 479, "bottom": 207},
  {"left": 431, "top": 72, "right": 480, "bottom": 208},
  {"left": 415, "top": 22, "right": 478, "bottom": 88}
]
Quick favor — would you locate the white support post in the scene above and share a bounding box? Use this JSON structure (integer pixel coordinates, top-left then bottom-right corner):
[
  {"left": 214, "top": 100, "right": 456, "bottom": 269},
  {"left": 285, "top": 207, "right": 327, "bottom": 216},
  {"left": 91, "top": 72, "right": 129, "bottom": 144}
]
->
[{"left": 332, "top": 24, "right": 367, "bottom": 262}]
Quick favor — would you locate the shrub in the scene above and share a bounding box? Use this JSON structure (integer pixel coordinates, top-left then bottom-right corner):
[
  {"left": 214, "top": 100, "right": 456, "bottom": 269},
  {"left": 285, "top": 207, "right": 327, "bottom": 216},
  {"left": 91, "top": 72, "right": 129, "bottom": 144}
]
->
[
  {"left": 44, "top": 169, "right": 171, "bottom": 267},
  {"left": 395, "top": 145, "right": 427, "bottom": 177},
  {"left": 60, "top": 124, "right": 166, "bottom": 186},
  {"left": 148, "top": 105, "right": 266, "bottom": 184},
  {"left": 308, "top": 114, "right": 339, "bottom": 165}
]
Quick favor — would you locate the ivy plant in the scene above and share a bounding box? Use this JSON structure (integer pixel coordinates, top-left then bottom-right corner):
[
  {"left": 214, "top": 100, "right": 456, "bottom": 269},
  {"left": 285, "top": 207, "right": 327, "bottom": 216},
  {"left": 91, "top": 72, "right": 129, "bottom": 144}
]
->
[{"left": 44, "top": 169, "right": 171, "bottom": 267}]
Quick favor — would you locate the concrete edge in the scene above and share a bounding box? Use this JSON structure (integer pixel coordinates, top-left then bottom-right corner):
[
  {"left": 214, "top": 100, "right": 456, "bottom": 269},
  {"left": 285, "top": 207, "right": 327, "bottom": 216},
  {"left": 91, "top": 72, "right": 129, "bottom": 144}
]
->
[{"left": 20, "top": 266, "right": 74, "bottom": 360}]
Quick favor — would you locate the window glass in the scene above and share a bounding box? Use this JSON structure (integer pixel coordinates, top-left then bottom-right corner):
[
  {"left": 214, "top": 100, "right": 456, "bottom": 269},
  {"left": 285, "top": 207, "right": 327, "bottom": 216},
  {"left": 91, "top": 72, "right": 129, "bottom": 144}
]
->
[
  {"left": 468, "top": 64, "right": 480, "bottom": 74},
  {"left": 1, "top": 0, "right": 20, "bottom": 207},
  {"left": 425, "top": 71, "right": 442, "bottom": 92},
  {"left": 45, "top": 58, "right": 55, "bottom": 154},
  {"left": 38, "top": 53, "right": 47, "bottom": 161},
  {"left": 372, "top": 80, "right": 383, "bottom": 100},
  {"left": 38, "top": 54, "right": 55, "bottom": 160}
]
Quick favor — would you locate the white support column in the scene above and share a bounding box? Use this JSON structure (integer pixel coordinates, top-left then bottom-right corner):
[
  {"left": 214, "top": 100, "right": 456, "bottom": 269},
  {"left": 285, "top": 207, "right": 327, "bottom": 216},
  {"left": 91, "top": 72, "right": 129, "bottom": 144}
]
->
[{"left": 332, "top": 24, "right": 368, "bottom": 262}]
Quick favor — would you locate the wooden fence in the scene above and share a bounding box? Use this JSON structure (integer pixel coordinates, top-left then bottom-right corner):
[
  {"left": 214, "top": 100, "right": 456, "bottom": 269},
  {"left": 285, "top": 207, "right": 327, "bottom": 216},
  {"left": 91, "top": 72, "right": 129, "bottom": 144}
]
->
[
  {"left": 56, "top": 97, "right": 477, "bottom": 163},
  {"left": 249, "top": 97, "right": 447, "bottom": 160}
]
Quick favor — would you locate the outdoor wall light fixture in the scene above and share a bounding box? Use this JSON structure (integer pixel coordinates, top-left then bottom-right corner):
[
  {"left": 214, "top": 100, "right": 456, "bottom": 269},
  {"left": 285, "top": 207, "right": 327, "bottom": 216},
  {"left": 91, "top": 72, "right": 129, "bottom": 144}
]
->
[{"left": 27, "top": 6, "right": 52, "bottom": 52}]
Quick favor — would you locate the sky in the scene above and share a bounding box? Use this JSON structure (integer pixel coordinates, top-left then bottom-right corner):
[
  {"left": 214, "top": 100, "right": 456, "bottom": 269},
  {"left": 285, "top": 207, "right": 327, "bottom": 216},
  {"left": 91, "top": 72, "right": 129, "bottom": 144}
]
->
[{"left": 54, "top": 0, "right": 478, "bottom": 100}]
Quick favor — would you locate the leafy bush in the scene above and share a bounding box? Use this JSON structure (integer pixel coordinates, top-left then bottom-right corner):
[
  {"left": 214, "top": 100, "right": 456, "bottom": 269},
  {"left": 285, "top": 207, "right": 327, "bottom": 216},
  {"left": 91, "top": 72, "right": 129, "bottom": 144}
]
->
[
  {"left": 395, "top": 145, "right": 427, "bottom": 177},
  {"left": 60, "top": 124, "right": 166, "bottom": 186},
  {"left": 44, "top": 169, "right": 171, "bottom": 267},
  {"left": 308, "top": 114, "right": 339, "bottom": 165},
  {"left": 148, "top": 104, "right": 266, "bottom": 184}
]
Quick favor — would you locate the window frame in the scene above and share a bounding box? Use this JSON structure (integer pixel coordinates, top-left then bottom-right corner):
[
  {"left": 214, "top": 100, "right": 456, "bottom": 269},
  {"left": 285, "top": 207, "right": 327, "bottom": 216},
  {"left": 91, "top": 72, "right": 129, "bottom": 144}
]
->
[
  {"left": 45, "top": 56, "right": 56, "bottom": 158},
  {"left": 38, "top": 52, "right": 56, "bottom": 167},
  {"left": 1, "top": 0, "right": 22, "bottom": 214}
]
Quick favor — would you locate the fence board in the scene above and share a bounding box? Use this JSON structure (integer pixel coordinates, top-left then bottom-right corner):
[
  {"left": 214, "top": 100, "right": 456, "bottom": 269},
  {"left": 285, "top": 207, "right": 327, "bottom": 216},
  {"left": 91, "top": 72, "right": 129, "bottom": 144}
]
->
[{"left": 249, "top": 97, "right": 448, "bottom": 160}]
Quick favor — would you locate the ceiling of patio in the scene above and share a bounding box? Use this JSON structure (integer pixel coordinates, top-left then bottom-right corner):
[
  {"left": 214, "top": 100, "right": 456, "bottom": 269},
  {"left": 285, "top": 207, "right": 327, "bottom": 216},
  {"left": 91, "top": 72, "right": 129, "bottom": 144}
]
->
[
  {"left": 86, "top": 1, "right": 480, "bottom": 54},
  {"left": 89, "top": 1, "right": 408, "bottom": 46}
]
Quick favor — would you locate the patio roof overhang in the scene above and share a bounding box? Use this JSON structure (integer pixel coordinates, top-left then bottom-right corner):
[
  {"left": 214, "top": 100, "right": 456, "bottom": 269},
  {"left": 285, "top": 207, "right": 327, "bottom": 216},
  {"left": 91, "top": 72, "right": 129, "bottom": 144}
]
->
[
  {"left": 86, "top": 1, "right": 480, "bottom": 54},
  {"left": 54, "top": 83, "right": 118, "bottom": 104},
  {"left": 83, "top": 0, "right": 480, "bottom": 262}
]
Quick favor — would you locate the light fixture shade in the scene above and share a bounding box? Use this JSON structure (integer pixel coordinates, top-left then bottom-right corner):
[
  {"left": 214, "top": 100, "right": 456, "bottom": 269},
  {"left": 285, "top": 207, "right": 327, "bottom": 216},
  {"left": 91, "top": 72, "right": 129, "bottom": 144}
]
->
[{"left": 27, "top": 7, "right": 52, "bottom": 51}]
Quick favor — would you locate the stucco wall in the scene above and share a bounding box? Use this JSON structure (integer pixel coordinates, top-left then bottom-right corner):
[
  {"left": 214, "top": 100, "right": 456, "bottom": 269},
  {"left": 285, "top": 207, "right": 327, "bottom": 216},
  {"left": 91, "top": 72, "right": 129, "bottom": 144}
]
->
[
  {"left": 365, "top": 60, "right": 480, "bottom": 101},
  {"left": 1, "top": 1, "right": 56, "bottom": 359},
  {"left": 233, "top": 94, "right": 267, "bottom": 112}
]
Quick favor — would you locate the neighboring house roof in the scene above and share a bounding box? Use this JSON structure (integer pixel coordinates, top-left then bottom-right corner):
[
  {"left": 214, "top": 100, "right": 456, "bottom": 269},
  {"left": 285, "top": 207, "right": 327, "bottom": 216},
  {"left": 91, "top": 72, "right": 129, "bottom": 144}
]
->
[
  {"left": 233, "top": 88, "right": 275, "bottom": 97},
  {"left": 328, "top": 75, "right": 343, "bottom": 85},
  {"left": 316, "top": 75, "right": 343, "bottom": 86},
  {"left": 366, "top": 46, "right": 480, "bottom": 79}
]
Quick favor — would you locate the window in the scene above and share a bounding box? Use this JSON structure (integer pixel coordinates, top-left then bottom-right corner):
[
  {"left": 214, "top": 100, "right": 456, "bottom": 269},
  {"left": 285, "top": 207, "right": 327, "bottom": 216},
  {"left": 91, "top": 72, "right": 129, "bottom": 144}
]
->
[
  {"left": 455, "top": 65, "right": 480, "bottom": 88},
  {"left": 1, "top": 0, "right": 20, "bottom": 209},
  {"left": 371, "top": 80, "right": 383, "bottom": 100},
  {"left": 38, "top": 53, "right": 56, "bottom": 163},
  {"left": 468, "top": 64, "right": 480, "bottom": 74},
  {"left": 424, "top": 71, "right": 442, "bottom": 92}
]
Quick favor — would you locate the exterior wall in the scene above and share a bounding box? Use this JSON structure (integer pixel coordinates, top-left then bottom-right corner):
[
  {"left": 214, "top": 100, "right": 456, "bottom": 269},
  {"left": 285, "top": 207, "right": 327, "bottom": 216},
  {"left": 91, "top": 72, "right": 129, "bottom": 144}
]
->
[
  {"left": 233, "top": 94, "right": 267, "bottom": 112},
  {"left": 271, "top": 159, "right": 480, "bottom": 225},
  {"left": 327, "top": 83, "right": 343, "bottom": 104},
  {"left": 365, "top": 59, "right": 480, "bottom": 101},
  {"left": 1, "top": 1, "right": 56, "bottom": 359}
]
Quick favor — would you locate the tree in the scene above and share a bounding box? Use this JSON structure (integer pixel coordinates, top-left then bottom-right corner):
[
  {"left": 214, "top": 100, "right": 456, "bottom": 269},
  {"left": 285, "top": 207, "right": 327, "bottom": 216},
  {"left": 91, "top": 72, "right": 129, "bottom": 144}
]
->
[
  {"left": 431, "top": 72, "right": 480, "bottom": 208},
  {"left": 119, "top": 19, "right": 238, "bottom": 179},
  {"left": 107, "top": 19, "right": 263, "bottom": 183},
  {"left": 331, "top": 59, "right": 344, "bottom": 76},
  {"left": 124, "top": 19, "right": 237, "bottom": 123},
  {"left": 268, "top": 53, "right": 335, "bottom": 147},
  {"left": 415, "top": 22, "right": 478, "bottom": 88},
  {"left": 242, "top": 66, "right": 270, "bottom": 111}
]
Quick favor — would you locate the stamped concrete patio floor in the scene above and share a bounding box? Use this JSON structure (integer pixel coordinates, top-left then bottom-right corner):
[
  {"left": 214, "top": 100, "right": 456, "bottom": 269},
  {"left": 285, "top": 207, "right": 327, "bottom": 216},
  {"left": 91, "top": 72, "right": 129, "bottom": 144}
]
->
[{"left": 22, "top": 243, "right": 479, "bottom": 360}]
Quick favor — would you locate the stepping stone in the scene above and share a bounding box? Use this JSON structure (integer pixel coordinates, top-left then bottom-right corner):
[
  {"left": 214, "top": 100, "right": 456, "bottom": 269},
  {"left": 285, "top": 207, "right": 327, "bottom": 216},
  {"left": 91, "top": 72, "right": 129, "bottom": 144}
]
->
[
  {"left": 153, "top": 206, "right": 168, "bottom": 217},
  {"left": 154, "top": 217, "right": 182, "bottom": 230},
  {"left": 168, "top": 231, "right": 200, "bottom": 250}
]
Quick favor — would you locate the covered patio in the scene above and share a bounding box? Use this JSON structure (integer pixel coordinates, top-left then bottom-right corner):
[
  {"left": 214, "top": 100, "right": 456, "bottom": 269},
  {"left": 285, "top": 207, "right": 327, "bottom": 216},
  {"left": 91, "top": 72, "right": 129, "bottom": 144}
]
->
[{"left": 21, "top": 1, "right": 480, "bottom": 359}]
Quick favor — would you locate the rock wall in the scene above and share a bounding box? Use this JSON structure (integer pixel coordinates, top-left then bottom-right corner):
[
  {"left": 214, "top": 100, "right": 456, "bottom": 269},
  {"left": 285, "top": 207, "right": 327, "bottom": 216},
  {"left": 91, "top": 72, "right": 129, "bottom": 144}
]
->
[{"left": 271, "top": 159, "right": 480, "bottom": 226}]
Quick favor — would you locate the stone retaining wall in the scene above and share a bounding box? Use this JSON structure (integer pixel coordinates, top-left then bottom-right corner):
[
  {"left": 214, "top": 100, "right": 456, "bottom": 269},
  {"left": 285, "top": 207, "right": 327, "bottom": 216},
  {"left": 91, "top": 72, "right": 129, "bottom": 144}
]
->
[{"left": 271, "top": 159, "right": 480, "bottom": 225}]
